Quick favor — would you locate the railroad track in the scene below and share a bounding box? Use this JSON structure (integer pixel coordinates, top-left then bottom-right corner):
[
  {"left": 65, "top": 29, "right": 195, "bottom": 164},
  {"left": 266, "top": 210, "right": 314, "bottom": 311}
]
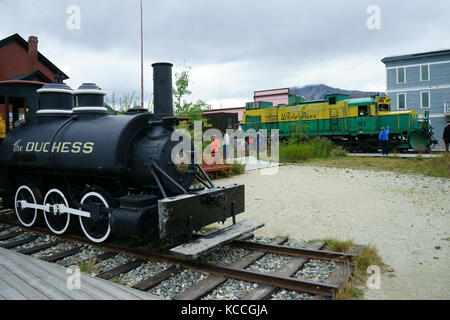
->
[{"left": 0, "top": 208, "right": 361, "bottom": 300}]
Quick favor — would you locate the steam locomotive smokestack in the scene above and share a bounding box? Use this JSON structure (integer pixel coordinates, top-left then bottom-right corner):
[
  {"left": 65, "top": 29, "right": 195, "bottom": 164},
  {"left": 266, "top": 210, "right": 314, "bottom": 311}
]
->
[{"left": 152, "top": 62, "right": 174, "bottom": 119}]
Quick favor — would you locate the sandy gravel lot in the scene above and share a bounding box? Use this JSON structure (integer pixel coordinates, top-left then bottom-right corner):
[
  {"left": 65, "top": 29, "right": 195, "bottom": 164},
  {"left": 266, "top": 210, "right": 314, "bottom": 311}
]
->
[{"left": 216, "top": 164, "right": 450, "bottom": 300}]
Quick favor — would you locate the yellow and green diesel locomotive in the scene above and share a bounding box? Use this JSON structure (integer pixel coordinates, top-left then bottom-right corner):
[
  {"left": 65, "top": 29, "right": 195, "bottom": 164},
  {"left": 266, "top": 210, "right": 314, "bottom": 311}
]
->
[{"left": 242, "top": 94, "right": 436, "bottom": 152}]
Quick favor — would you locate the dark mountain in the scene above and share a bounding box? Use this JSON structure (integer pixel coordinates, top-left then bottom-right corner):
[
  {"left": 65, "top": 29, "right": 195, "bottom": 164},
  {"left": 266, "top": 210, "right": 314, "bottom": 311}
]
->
[{"left": 290, "top": 84, "right": 385, "bottom": 101}]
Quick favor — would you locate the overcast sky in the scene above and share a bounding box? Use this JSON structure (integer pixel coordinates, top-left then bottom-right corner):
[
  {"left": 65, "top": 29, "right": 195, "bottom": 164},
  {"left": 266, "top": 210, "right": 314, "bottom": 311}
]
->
[{"left": 1, "top": 0, "right": 450, "bottom": 109}]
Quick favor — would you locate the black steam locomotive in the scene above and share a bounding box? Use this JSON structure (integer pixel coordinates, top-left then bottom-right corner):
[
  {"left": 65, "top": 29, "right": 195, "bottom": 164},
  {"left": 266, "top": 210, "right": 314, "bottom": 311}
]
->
[{"left": 0, "top": 63, "right": 245, "bottom": 243}]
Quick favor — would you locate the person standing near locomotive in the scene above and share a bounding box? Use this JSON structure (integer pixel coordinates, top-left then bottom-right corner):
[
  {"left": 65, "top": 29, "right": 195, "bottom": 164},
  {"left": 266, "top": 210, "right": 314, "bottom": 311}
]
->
[
  {"left": 223, "top": 131, "right": 231, "bottom": 160},
  {"left": 379, "top": 126, "right": 390, "bottom": 156},
  {"left": 443, "top": 121, "right": 450, "bottom": 153},
  {"left": 211, "top": 135, "right": 220, "bottom": 158}
]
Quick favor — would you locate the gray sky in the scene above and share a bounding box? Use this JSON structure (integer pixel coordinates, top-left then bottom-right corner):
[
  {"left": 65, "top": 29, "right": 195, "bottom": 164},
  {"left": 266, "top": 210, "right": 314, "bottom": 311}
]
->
[{"left": 1, "top": 0, "right": 450, "bottom": 109}]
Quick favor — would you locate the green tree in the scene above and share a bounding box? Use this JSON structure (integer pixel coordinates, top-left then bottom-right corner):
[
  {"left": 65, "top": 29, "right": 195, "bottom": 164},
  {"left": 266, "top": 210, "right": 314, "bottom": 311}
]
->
[
  {"left": 106, "top": 92, "right": 142, "bottom": 114},
  {"left": 173, "top": 63, "right": 211, "bottom": 132},
  {"left": 173, "top": 65, "right": 193, "bottom": 113}
]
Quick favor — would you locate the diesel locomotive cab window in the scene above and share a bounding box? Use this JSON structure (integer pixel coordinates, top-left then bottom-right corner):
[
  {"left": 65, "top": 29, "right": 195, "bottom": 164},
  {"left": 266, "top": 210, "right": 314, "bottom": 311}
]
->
[
  {"left": 358, "top": 105, "right": 368, "bottom": 116},
  {"left": 329, "top": 97, "right": 336, "bottom": 105},
  {"left": 379, "top": 104, "right": 389, "bottom": 111}
]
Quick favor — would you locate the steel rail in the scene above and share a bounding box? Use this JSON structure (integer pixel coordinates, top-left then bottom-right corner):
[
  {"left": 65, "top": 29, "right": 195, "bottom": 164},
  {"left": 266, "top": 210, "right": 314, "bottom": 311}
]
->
[
  {"left": 229, "top": 240, "right": 356, "bottom": 262},
  {"left": 0, "top": 218, "right": 339, "bottom": 296},
  {"left": 92, "top": 243, "right": 339, "bottom": 296}
]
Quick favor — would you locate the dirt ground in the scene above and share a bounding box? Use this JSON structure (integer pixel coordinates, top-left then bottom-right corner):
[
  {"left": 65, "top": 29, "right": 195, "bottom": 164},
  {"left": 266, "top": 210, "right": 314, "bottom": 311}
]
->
[{"left": 215, "top": 164, "right": 450, "bottom": 300}]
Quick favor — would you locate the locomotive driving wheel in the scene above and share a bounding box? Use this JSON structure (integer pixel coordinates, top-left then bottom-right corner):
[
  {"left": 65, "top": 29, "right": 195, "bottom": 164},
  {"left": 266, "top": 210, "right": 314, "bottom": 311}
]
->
[
  {"left": 79, "top": 191, "right": 111, "bottom": 243},
  {"left": 14, "top": 185, "right": 40, "bottom": 227},
  {"left": 43, "top": 189, "right": 71, "bottom": 235}
]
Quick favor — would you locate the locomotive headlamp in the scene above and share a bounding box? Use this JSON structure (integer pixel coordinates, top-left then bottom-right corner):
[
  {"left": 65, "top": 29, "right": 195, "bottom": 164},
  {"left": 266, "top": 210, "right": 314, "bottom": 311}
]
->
[{"left": 173, "top": 150, "right": 190, "bottom": 175}]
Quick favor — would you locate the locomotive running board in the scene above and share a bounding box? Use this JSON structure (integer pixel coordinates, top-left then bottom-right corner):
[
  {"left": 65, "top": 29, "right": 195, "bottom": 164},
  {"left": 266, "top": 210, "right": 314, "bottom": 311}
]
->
[{"left": 169, "top": 219, "right": 265, "bottom": 260}]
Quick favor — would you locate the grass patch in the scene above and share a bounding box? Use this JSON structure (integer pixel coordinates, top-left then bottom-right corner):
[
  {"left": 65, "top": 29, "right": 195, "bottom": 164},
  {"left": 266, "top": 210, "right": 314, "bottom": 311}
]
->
[
  {"left": 231, "top": 163, "right": 246, "bottom": 176},
  {"left": 79, "top": 259, "right": 98, "bottom": 274},
  {"left": 110, "top": 275, "right": 124, "bottom": 284},
  {"left": 308, "top": 153, "right": 450, "bottom": 178},
  {"left": 316, "top": 238, "right": 384, "bottom": 300},
  {"left": 319, "top": 238, "right": 355, "bottom": 253},
  {"left": 353, "top": 245, "right": 384, "bottom": 282},
  {"left": 335, "top": 281, "right": 364, "bottom": 300},
  {"left": 337, "top": 244, "right": 384, "bottom": 300},
  {"left": 279, "top": 137, "right": 347, "bottom": 162}
]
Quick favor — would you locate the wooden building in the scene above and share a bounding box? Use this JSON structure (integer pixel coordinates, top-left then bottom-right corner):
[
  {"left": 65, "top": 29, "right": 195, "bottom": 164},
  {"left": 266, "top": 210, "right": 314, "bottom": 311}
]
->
[
  {"left": 0, "top": 33, "right": 69, "bottom": 136},
  {"left": 203, "top": 107, "right": 245, "bottom": 133},
  {"left": 382, "top": 49, "right": 450, "bottom": 146}
]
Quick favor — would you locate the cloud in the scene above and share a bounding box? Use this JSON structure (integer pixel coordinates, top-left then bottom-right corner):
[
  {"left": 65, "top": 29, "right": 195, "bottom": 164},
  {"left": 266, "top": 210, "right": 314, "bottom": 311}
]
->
[{"left": 1, "top": 0, "right": 449, "bottom": 109}]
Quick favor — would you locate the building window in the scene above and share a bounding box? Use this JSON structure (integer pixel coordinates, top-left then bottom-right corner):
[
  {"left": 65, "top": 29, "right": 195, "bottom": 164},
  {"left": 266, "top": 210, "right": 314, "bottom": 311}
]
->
[
  {"left": 397, "top": 93, "right": 406, "bottom": 110},
  {"left": 420, "top": 65, "right": 430, "bottom": 82},
  {"left": 421, "top": 91, "right": 430, "bottom": 109},
  {"left": 444, "top": 102, "right": 450, "bottom": 114},
  {"left": 397, "top": 67, "right": 406, "bottom": 84}
]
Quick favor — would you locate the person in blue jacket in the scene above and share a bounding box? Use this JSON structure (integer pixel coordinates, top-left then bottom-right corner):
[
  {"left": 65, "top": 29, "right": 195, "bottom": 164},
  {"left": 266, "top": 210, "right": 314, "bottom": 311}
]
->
[{"left": 379, "top": 126, "right": 390, "bottom": 156}]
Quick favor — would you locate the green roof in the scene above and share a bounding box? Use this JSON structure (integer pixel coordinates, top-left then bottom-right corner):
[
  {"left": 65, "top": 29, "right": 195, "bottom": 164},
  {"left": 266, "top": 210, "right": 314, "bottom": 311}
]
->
[{"left": 347, "top": 97, "right": 376, "bottom": 106}]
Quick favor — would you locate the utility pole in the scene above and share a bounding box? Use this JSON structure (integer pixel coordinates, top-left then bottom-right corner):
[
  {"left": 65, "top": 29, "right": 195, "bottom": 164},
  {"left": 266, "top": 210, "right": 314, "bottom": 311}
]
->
[
  {"left": 219, "top": 81, "right": 222, "bottom": 109},
  {"left": 140, "top": 0, "right": 144, "bottom": 107}
]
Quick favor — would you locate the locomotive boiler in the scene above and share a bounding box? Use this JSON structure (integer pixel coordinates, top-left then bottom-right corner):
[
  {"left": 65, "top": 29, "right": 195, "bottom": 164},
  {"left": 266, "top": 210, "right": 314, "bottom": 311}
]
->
[{"left": 0, "top": 63, "right": 246, "bottom": 244}]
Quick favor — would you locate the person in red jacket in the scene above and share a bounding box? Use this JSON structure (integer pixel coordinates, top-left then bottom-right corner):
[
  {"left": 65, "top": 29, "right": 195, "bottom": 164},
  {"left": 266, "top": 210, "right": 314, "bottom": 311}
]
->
[{"left": 211, "top": 135, "right": 220, "bottom": 157}]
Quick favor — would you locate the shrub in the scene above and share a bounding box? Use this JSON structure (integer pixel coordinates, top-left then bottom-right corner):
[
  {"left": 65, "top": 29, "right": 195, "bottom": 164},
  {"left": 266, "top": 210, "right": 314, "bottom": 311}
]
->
[
  {"left": 330, "top": 146, "right": 347, "bottom": 157},
  {"left": 288, "top": 126, "right": 309, "bottom": 145},
  {"left": 231, "top": 163, "right": 246, "bottom": 176},
  {"left": 279, "top": 137, "right": 342, "bottom": 162}
]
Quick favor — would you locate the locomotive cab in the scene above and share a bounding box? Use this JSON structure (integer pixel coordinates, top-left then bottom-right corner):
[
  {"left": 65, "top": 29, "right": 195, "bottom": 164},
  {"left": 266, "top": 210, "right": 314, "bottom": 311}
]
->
[{"left": 375, "top": 95, "right": 391, "bottom": 113}]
